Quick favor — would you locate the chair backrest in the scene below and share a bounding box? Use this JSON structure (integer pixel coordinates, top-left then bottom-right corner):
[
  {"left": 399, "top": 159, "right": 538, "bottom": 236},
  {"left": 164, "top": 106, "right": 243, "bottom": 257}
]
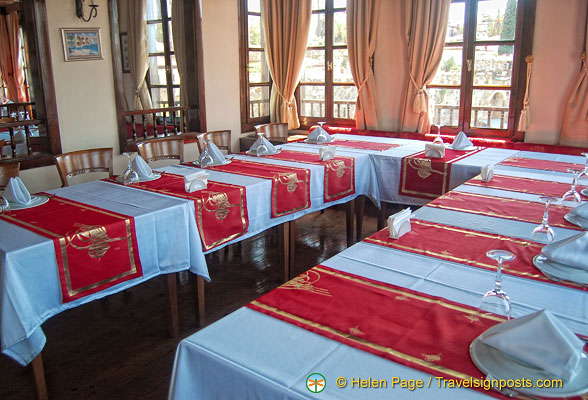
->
[
  {"left": 54, "top": 148, "right": 113, "bottom": 187},
  {"left": 196, "top": 130, "right": 232, "bottom": 154},
  {"left": 136, "top": 137, "right": 184, "bottom": 164},
  {"left": 0, "top": 161, "right": 20, "bottom": 191},
  {"left": 256, "top": 123, "right": 288, "bottom": 143}
]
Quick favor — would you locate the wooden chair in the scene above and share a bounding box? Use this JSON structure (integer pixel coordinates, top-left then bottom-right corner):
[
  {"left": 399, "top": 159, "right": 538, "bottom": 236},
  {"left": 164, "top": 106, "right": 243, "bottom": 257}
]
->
[
  {"left": 256, "top": 123, "right": 288, "bottom": 143},
  {"left": 54, "top": 148, "right": 113, "bottom": 187},
  {"left": 136, "top": 137, "right": 184, "bottom": 164},
  {"left": 196, "top": 130, "right": 232, "bottom": 154},
  {"left": 0, "top": 161, "right": 20, "bottom": 191}
]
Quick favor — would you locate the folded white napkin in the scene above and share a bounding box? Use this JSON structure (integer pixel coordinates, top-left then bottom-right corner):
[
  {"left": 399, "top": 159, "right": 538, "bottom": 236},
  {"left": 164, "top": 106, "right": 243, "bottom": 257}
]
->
[
  {"left": 481, "top": 164, "right": 494, "bottom": 182},
  {"left": 425, "top": 142, "right": 445, "bottom": 158},
  {"left": 249, "top": 135, "right": 277, "bottom": 155},
  {"left": 570, "top": 202, "right": 588, "bottom": 219},
  {"left": 131, "top": 155, "right": 153, "bottom": 179},
  {"left": 319, "top": 146, "right": 336, "bottom": 161},
  {"left": 388, "top": 208, "right": 412, "bottom": 239},
  {"left": 542, "top": 231, "right": 588, "bottom": 271},
  {"left": 200, "top": 141, "right": 227, "bottom": 165},
  {"left": 452, "top": 131, "right": 474, "bottom": 150},
  {"left": 308, "top": 126, "right": 333, "bottom": 143},
  {"left": 2, "top": 177, "right": 31, "bottom": 205},
  {"left": 480, "top": 310, "right": 585, "bottom": 381},
  {"left": 184, "top": 170, "right": 209, "bottom": 193}
]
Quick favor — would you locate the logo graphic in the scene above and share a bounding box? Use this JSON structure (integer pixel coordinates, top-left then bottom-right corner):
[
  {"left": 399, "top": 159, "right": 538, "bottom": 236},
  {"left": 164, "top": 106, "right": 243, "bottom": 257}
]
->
[{"left": 306, "top": 373, "right": 326, "bottom": 393}]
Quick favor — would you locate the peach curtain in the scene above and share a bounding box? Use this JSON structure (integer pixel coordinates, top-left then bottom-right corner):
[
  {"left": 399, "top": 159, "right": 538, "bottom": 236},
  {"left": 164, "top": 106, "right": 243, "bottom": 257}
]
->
[
  {"left": 126, "top": 0, "right": 152, "bottom": 110},
  {"left": 261, "top": 0, "right": 311, "bottom": 129},
  {"left": 171, "top": 0, "right": 187, "bottom": 107},
  {"left": 560, "top": 10, "right": 588, "bottom": 147},
  {"left": 400, "top": 0, "right": 450, "bottom": 133},
  {"left": 0, "top": 11, "right": 27, "bottom": 102},
  {"left": 347, "top": 0, "right": 381, "bottom": 129}
]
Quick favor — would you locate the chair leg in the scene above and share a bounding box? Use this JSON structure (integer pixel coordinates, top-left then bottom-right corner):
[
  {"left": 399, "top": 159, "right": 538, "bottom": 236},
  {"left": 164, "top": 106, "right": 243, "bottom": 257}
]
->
[
  {"left": 279, "top": 222, "right": 291, "bottom": 283},
  {"left": 194, "top": 275, "right": 206, "bottom": 327},
  {"left": 31, "top": 353, "right": 48, "bottom": 400},
  {"left": 377, "top": 202, "right": 388, "bottom": 231},
  {"left": 164, "top": 273, "right": 179, "bottom": 338},
  {"left": 355, "top": 196, "right": 365, "bottom": 241},
  {"left": 346, "top": 198, "right": 356, "bottom": 247}
]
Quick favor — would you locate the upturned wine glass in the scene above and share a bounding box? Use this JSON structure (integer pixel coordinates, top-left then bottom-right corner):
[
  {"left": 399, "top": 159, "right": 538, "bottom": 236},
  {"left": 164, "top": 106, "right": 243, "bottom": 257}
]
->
[
  {"left": 255, "top": 132, "right": 269, "bottom": 156},
  {"left": 200, "top": 140, "right": 214, "bottom": 167},
  {"left": 561, "top": 168, "right": 583, "bottom": 203},
  {"left": 479, "top": 250, "right": 516, "bottom": 319},
  {"left": 121, "top": 152, "right": 139, "bottom": 185},
  {"left": 530, "top": 196, "right": 558, "bottom": 243},
  {"left": 579, "top": 152, "right": 588, "bottom": 179}
]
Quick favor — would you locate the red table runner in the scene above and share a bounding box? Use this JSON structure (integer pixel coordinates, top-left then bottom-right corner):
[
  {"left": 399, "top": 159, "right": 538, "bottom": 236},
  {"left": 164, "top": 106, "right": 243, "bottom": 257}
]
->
[
  {"left": 426, "top": 191, "right": 581, "bottom": 231},
  {"left": 110, "top": 173, "right": 248, "bottom": 251},
  {"left": 364, "top": 220, "right": 586, "bottom": 291},
  {"left": 399, "top": 148, "right": 485, "bottom": 199},
  {"left": 264, "top": 150, "right": 355, "bottom": 202},
  {"left": 500, "top": 156, "right": 585, "bottom": 173},
  {"left": 202, "top": 159, "right": 310, "bottom": 218},
  {"left": 465, "top": 174, "right": 586, "bottom": 198},
  {"left": 0, "top": 195, "right": 143, "bottom": 302},
  {"left": 303, "top": 139, "right": 401, "bottom": 151},
  {"left": 248, "top": 265, "right": 507, "bottom": 398}
]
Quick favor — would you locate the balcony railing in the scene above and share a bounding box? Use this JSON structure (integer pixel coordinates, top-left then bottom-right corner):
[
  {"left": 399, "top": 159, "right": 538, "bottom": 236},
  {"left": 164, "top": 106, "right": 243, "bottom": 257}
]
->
[
  {"left": 300, "top": 99, "right": 356, "bottom": 119},
  {"left": 432, "top": 104, "right": 509, "bottom": 130}
]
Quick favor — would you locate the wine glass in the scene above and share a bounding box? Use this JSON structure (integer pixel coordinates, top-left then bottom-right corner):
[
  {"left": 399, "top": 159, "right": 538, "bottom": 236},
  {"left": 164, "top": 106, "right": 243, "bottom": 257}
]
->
[
  {"left": 200, "top": 140, "right": 214, "bottom": 167},
  {"left": 0, "top": 196, "right": 8, "bottom": 213},
  {"left": 479, "top": 250, "right": 515, "bottom": 319},
  {"left": 579, "top": 152, "right": 588, "bottom": 179},
  {"left": 530, "top": 196, "right": 558, "bottom": 243},
  {"left": 255, "top": 132, "right": 269, "bottom": 156},
  {"left": 121, "top": 152, "right": 139, "bottom": 185},
  {"left": 561, "top": 168, "right": 583, "bottom": 203}
]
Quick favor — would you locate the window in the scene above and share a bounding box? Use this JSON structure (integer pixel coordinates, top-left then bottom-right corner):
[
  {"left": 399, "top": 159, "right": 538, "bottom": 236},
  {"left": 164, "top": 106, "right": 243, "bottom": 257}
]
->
[
  {"left": 239, "top": 0, "right": 271, "bottom": 131},
  {"left": 146, "top": 0, "right": 179, "bottom": 108},
  {"left": 297, "top": 0, "right": 356, "bottom": 129},
  {"left": 427, "top": 0, "right": 535, "bottom": 138}
]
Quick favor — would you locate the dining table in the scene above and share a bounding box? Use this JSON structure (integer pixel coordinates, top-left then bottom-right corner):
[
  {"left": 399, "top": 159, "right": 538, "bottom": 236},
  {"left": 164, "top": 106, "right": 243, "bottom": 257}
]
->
[{"left": 168, "top": 151, "right": 588, "bottom": 399}]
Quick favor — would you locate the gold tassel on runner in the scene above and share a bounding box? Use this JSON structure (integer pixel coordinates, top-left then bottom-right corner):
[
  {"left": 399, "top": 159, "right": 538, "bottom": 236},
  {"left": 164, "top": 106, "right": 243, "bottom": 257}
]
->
[{"left": 518, "top": 55, "right": 533, "bottom": 132}]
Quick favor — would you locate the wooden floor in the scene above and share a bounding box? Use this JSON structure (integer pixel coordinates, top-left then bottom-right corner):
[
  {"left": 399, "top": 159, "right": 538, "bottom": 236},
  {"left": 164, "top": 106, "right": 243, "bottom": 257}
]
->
[{"left": 0, "top": 201, "right": 380, "bottom": 400}]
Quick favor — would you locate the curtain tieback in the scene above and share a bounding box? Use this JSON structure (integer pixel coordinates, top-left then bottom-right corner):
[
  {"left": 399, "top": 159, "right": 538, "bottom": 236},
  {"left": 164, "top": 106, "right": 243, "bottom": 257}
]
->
[
  {"left": 276, "top": 88, "right": 295, "bottom": 110},
  {"left": 581, "top": 52, "right": 587, "bottom": 72},
  {"left": 409, "top": 73, "right": 427, "bottom": 114}
]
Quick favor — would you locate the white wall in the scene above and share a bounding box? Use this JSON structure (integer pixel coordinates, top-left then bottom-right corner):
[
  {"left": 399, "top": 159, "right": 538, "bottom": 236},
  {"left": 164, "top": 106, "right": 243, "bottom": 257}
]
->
[
  {"left": 20, "top": 0, "right": 126, "bottom": 192},
  {"left": 201, "top": 0, "right": 242, "bottom": 151},
  {"left": 524, "top": 0, "right": 587, "bottom": 144}
]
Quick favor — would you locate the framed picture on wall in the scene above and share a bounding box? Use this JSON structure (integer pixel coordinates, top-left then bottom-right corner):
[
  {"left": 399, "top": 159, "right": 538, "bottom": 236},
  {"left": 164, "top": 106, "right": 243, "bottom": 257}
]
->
[
  {"left": 120, "top": 32, "right": 130, "bottom": 73},
  {"left": 61, "top": 28, "right": 103, "bottom": 62}
]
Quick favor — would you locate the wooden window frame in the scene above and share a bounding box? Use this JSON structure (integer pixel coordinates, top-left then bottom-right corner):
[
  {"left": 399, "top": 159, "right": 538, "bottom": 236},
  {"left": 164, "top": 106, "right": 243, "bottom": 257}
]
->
[
  {"left": 296, "top": 0, "right": 355, "bottom": 130},
  {"left": 427, "top": 0, "right": 535, "bottom": 139},
  {"left": 238, "top": 0, "right": 271, "bottom": 133}
]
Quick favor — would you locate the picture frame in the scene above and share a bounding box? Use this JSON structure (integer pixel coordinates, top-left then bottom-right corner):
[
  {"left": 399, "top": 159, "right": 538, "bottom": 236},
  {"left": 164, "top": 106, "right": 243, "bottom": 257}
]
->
[
  {"left": 120, "top": 32, "right": 131, "bottom": 73},
  {"left": 61, "top": 28, "right": 103, "bottom": 62}
]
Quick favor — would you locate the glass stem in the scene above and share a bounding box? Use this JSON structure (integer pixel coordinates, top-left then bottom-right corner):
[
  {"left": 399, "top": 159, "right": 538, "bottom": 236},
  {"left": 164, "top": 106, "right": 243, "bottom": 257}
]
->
[
  {"left": 494, "top": 259, "right": 503, "bottom": 292},
  {"left": 541, "top": 201, "right": 550, "bottom": 226}
]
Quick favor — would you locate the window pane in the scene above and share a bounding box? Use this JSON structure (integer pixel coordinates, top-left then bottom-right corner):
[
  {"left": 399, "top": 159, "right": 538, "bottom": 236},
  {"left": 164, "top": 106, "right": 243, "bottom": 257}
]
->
[
  {"left": 172, "top": 87, "right": 180, "bottom": 107},
  {"left": 428, "top": 88, "right": 460, "bottom": 127},
  {"left": 333, "top": 0, "right": 346, "bottom": 9},
  {"left": 473, "top": 45, "right": 513, "bottom": 86},
  {"left": 333, "top": 11, "right": 346, "bottom": 46},
  {"left": 166, "top": 0, "right": 172, "bottom": 18},
  {"left": 248, "top": 0, "right": 261, "bottom": 13},
  {"left": 430, "top": 46, "right": 463, "bottom": 85},
  {"left": 151, "top": 87, "right": 168, "bottom": 108},
  {"left": 301, "top": 49, "right": 325, "bottom": 83},
  {"left": 446, "top": 2, "right": 465, "bottom": 43},
  {"left": 248, "top": 15, "right": 264, "bottom": 48},
  {"left": 312, "top": 0, "right": 325, "bottom": 11},
  {"left": 171, "top": 54, "right": 180, "bottom": 84},
  {"left": 308, "top": 13, "right": 326, "bottom": 47},
  {"left": 333, "top": 86, "right": 357, "bottom": 119},
  {"left": 249, "top": 86, "right": 269, "bottom": 118},
  {"left": 147, "top": 23, "right": 164, "bottom": 53},
  {"left": 471, "top": 89, "right": 510, "bottom": 129},
  {"left": 300, "top": 85, "right": 325, "bottom": 117},
  {"left": 248, "top": 51, "right": 270, "bottom": 83},
  {"left": 168, "top": 21, "right": 174, "bottom": 52},
  {"left": 148, "top": 56, "right": 167, "bottom": 85},
  {"left": 333, "top": 49, "right": 353, "bottom": 83},
  {"left": 476, "top": 0, "right": 517, "bottom": 41},
  {"left": 146, "top": 0, "right": 162, "bottom": 20}
]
